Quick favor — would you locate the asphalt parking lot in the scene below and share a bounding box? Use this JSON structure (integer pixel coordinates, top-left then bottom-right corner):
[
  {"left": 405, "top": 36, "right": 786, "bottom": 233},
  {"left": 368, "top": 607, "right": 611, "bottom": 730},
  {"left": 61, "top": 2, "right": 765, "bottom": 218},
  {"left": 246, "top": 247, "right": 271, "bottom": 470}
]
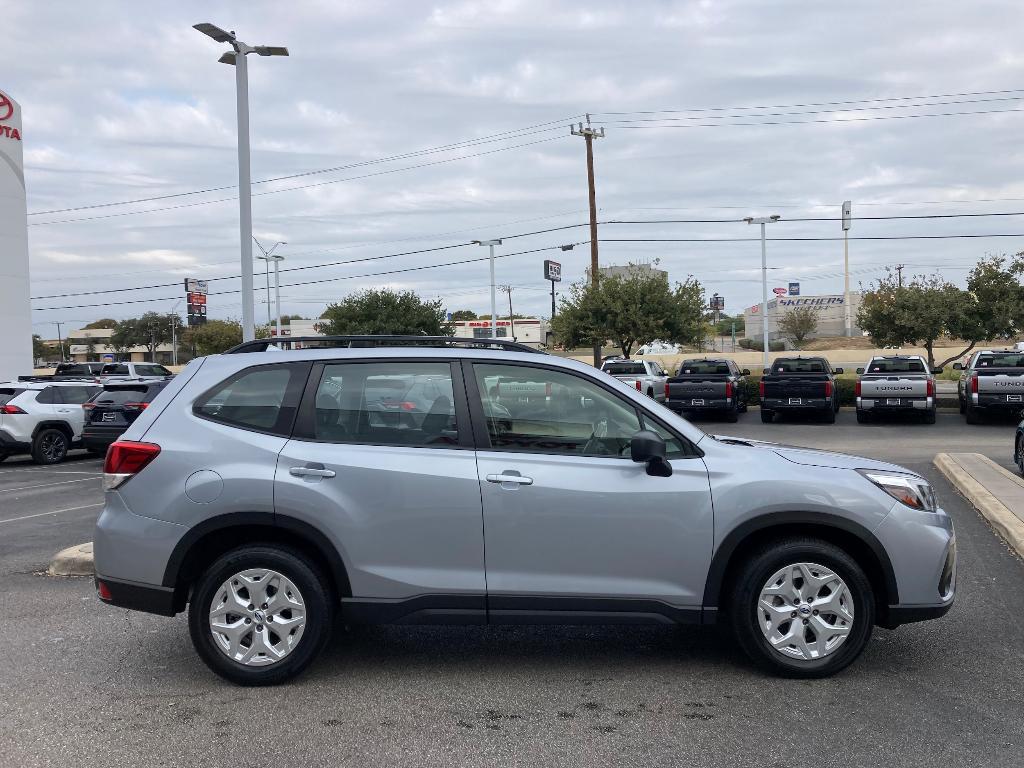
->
[{"left": 1, "top": 414, "right": 1022, "bottom": 767}]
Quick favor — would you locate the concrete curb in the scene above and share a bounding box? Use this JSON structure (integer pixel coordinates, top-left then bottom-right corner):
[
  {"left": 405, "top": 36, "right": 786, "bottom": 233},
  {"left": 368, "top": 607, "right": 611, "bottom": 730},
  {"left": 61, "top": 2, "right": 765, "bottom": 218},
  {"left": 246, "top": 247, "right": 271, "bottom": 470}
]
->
[
  {"left": 934, "top": 453, "right": 1024, "bottom": 558},
  {"left": 48, "top": 542, "right": 94, "bottom": 577}
]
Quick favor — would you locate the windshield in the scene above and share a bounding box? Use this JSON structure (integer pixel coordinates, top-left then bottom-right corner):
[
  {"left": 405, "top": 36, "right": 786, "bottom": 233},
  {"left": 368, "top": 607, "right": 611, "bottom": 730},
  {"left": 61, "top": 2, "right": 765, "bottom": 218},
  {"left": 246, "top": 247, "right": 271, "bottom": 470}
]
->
[
  {"left": 677, "top": 361, "right": 729, "bottom": 375},
  {"left": 866, "top": 358, "right": 926, "bottom": 373},
  {"left": 976, "top": 353, "right": 1024, "bottom": 368},
  {"left": 603, "top": 362, "right": 646, "bottom": 375}
]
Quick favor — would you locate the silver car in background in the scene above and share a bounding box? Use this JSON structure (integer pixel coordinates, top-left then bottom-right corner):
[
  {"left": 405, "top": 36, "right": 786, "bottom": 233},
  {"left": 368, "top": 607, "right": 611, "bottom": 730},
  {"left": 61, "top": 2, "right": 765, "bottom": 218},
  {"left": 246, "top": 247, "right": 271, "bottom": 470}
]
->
[{"left": 93, "top": 337, "right": 955, "bottom": 685}]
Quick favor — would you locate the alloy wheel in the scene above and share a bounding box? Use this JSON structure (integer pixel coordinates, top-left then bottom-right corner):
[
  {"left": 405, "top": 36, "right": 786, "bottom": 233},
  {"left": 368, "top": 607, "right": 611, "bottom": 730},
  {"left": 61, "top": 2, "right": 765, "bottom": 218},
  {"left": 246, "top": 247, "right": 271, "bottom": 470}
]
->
[
  {"left": 756, "top": 562, "right": 854, "bottom": 661},
  {"left": 209, "top": 568, "right": 307, "bottom": 666},
  {"left": 41, "top": 433, "right": 66, "bottom": 462}
]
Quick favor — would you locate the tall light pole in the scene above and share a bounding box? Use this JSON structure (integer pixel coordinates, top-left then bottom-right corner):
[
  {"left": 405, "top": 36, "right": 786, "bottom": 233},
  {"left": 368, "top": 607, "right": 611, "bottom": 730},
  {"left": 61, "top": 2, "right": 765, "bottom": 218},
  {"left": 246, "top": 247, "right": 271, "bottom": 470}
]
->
[
  {"left": 254, "top": 238, "right": 285, "bottom": 330},
  {"left": 193, "top": 23, "right": 288, "bottom": 343},
  {"left": 472, "top": 239, "right": 502, "bottom": 339},
  {"left": 842, "top": 200, "right": 852, "bottom": 336},
  {"left": 170, "top": 299, "right": 182, "bottom": 366},
  {"left": 744, "top": 215, "right": 781, "bottom": 371}
]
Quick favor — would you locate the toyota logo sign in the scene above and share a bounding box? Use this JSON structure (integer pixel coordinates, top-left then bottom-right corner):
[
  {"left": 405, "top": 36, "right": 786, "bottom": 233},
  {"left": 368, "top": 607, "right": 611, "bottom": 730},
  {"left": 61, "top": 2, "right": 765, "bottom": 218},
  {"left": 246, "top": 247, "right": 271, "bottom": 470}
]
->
[
  {"left": 0, "top": 92, "right": 20, "bottom": 141},
  {"left": 0, "top": 94, "right": 12, "bottom": 122}
]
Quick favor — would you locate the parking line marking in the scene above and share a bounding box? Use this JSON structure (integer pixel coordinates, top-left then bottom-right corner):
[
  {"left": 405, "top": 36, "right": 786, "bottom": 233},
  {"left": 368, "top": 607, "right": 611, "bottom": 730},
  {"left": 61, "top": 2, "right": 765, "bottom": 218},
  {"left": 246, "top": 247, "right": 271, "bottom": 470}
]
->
[
  {"left": 4, "top": 477, "right": 100, "bottom": 493},
  {"left": 0, "top": 461, "right": 103, "bottom": 475},
  {"left": 0, "top": 502, "right": 104, "bottom": 525}
]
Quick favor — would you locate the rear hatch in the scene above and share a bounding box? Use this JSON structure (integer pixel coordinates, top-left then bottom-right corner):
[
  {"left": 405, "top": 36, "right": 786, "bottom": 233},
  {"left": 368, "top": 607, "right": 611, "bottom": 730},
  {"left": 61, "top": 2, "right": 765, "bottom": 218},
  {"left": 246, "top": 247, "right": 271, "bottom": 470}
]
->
[
  {"left": 668, "top": 361, "right": 731, "bottom": 400},
  {"left": 762, "top": 375, "right": 830, "bottom": 399},
  {"left": 84, "top": 385, "right": 155, "bottom": 430},
  {"left": 859, "top": 376, "right": 928, "bottom": 399}
]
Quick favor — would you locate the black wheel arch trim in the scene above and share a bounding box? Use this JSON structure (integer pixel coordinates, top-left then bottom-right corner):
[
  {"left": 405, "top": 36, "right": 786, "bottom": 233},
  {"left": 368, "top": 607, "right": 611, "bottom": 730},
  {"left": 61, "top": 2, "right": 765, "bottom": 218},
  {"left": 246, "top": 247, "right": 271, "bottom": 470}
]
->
[
  {"left": 701, "top": 511, "right": 899, "bottom": 608},
  {"left": 160, "top": 511, "right": 352, "bottom": 600},
  {"left": 32, "top": 421, "right": 74, "bottom": 440}
]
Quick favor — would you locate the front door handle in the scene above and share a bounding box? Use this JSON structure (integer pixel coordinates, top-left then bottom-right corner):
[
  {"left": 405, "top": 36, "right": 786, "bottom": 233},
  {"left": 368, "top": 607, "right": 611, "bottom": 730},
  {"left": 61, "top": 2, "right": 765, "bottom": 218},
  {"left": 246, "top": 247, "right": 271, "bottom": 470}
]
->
[
  {"left": 486, "top": 472, "right": 534, "bottom": 486},
  {"left": 289, "top": 466, "right": 336, "bottom": 479}
]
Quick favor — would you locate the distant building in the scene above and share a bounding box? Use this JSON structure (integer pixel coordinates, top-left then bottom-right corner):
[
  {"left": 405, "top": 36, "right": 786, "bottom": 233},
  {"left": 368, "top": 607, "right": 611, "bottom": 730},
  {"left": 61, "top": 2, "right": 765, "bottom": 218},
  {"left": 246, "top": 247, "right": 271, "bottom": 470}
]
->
[
  {"left": 66, "top": 327, "right": 176, "bottom": 364},
  {"left": 744, "top": 293, "right": 863, "bottom": 342},
  {"left": 270, "top": 319, "right": 322, "bottom": 338},
  {"left": 450, "top": 318, "right": 551, "bottom": 348}
]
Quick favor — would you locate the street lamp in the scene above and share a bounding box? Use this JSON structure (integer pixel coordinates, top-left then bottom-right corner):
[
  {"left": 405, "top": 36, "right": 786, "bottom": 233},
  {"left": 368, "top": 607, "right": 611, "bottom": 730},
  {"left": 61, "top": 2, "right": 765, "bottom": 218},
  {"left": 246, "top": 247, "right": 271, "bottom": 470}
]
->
[
  {"left": 472, "top": 239, "right": 502, "bottom": 339},
  {"left": 744, "top": 214, "right": 781, "bottom": 371},
  {"left": 193, "top": 22, "right": 288, "bottom": 343},
  {"left": 254, "top": 238, "right": 286, "bottom": 337}
]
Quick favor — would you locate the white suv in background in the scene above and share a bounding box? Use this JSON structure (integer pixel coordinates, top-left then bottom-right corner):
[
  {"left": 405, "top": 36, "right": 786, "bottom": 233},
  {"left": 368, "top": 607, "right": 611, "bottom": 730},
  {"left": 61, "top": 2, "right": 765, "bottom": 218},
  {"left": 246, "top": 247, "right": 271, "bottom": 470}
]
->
[{"left": 0, "top": 381, "right": 101, "bottom": 463}]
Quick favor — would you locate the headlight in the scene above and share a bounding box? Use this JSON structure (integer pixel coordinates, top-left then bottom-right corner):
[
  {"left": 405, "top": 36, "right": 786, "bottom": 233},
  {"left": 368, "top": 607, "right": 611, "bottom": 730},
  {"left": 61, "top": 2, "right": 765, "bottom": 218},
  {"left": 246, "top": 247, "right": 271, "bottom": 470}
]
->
[{"left": 857, "top": 470, "right": 937, "bottom": 512}]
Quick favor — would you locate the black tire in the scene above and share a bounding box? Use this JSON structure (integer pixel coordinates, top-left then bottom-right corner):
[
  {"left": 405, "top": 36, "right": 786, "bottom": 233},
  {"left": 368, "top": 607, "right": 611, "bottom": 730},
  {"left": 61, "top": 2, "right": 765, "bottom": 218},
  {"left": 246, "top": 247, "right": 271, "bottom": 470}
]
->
[
  {"left": 188, "top": 545, "right": 334, "bottom": 686},
  {"left": 965, "top": 401, "right": 980, "bottom": 424},
  {"left": 923, "top": 408, "right": 936, "bottom": 425},
  {"left": 760, "top": 409, "right": 774, "bottom": 424},
  {"left": 822, "top": 407, "right": 836, "bottom": 424},
  {"left": 0, "top": 453, "right": 7, "bottom": 463},
  {"left": 1016, "top": 436, "right": 1023, "bottom": 475},
  {"left": 725, "top": 406, "right": 739, "bottom": 423},
  {"left": 855, "top": 410, "right": 869, "bottom": 424},
  {"left": 31, "top": 428, "right": 69, "bottom": 464},
  {"left": 646, "top": 388, "right": 654, "bottom": 399},
  {"left": 739, "top": 399, "right": 748, "bottom": 413},
  {"left": 958, "top": 395, "right": 965, "bottom": 414},
  {"left": 727, "top": 538, "right": 875, "bottom": 679}
]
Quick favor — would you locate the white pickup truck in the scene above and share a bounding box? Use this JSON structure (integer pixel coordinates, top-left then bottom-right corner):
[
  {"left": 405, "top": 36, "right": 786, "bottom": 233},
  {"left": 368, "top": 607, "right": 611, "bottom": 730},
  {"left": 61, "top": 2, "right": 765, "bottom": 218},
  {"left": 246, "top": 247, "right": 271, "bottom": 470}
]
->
[
  {"left": 855, "top": 355, "right": 938, "bottom": 424},
  {"left": 599, "top": 359, "right": 669, "bottom": 402}
]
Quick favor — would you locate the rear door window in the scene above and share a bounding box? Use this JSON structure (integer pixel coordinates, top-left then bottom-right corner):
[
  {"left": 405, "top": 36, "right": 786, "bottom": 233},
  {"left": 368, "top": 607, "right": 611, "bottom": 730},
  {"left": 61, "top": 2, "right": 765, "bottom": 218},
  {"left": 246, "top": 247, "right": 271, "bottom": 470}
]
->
[
  {"left": 194, "top": 364, "right": 308, "bottom": 435},
  {"left": 101, "top": 364, "right": 130, "bottom": 376},
  {"left": 134, "top": 364, "right": 172, "bottom": 377},
  {"left": 309, "top": 361, "right": 460, "bottom": 447},
  {"left": 59, "top": 386, "right": 101, "bottom": 404}
]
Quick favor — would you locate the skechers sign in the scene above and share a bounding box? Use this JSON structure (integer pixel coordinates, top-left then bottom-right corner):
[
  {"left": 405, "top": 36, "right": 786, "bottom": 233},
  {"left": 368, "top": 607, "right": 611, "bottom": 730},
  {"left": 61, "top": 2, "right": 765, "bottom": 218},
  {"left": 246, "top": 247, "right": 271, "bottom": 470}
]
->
[{"left": 0, "top": 94, "right": 21, "bottom": 141}]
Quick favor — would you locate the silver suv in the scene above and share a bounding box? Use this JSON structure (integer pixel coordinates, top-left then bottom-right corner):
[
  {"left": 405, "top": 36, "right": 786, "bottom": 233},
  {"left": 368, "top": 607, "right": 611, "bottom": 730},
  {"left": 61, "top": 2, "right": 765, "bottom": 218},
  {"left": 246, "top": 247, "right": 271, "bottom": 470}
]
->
[{"left": 94, "top": 337, "right": 956, "bottom": 685}]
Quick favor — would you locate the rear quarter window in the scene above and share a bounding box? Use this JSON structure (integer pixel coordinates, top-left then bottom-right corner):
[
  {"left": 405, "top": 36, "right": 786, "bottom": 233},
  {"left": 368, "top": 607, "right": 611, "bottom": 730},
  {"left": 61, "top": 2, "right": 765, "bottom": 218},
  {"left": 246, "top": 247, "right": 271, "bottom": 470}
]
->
[
  {"left": 0, "top": 388, "right": 24, "bottom": 406},
  {"left": 194, "top": 363, "right": 309, "bottom": 436}
]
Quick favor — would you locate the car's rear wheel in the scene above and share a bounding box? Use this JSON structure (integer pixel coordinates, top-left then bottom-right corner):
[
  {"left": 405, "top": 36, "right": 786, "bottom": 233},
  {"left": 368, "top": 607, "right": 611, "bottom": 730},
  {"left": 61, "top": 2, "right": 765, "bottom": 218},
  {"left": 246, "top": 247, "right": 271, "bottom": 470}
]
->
[
  {"left": 728, "top": 539, "right": 874, "bottom": 678},
  {"left": 822, "top": 407, "right": 836, "bottom": 424},
  {"left": 1016, "top": 436, "right": 1024, "bottom": 475},
  {"left": 923, "top": 408, "right": 936, "bottom": 425},
  {"left": 965, "top": 401, "right": 980, "bottom": 424},
  {"left": 725, "top": 406, "right": 739, "bottom": 423},
  {"left": 188, "top": 545, "right": 333, "bottom": 686},
  {"left": 760, "top": 409, "right": 774, "bottom": 424},
  {"left": 855, "top": 410, "right": 869, "bottom": 424},
  {"left": 31, "top": 429, "right": 68, "bottom": 464}
]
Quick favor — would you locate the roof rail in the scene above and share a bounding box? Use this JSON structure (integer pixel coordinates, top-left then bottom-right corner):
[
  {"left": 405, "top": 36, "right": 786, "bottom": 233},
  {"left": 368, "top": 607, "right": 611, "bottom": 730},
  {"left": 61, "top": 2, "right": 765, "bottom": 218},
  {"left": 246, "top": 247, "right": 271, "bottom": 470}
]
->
[
  {"left": 16, "top": 375, "right": 100, "bottom": 383},
  {"left": 222, "top": 335, "right": 547, "bottom": 355}
]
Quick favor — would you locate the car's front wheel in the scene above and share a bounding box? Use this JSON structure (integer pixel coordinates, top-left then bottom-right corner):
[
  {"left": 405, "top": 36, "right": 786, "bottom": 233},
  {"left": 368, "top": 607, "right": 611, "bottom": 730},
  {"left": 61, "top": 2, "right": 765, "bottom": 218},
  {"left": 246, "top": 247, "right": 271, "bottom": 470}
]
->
[
  {"left": 188, "top": 545, "right": 333, "bottom": 686},
  {"left": 728, "top": 538, "right": 875, "bottom": 678}
]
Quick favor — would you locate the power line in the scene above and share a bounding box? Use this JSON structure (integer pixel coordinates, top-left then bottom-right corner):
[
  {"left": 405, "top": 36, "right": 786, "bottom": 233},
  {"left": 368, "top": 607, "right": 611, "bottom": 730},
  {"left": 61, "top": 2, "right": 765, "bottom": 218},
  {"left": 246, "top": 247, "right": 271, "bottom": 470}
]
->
[
  {"left": 27, "top": 118, "right": 581, "bottom": 217},
  {"left": 600, "top": 233, "right": 1024, "bottom": 243},
  {"left": 594, "top": 107, "right": 1024, "bottom": 130},
  {"left": 592, "top": 88, "right": 1024, "bottom": 116},
  {"left": 28, "top": 136, "right": 566, "bottom": 226}
]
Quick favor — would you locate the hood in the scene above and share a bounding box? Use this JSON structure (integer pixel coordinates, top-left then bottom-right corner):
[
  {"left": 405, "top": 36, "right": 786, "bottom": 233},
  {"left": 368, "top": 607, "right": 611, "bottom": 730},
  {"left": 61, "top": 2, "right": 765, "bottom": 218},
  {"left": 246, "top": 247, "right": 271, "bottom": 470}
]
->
[{"left": 710, "top": 434, "right": 916, "bottom": 475}]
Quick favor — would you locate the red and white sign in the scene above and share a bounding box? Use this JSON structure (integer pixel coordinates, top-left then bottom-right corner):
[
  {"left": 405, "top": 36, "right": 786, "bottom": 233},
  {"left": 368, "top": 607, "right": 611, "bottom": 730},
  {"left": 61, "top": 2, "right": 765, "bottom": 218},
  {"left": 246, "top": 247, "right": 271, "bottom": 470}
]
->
[
  {"left": 773, "top": 287, "right": 788, "bottom": 297},
  {"left": 0, "top": 94, "right": 20, "bottom": 141}
]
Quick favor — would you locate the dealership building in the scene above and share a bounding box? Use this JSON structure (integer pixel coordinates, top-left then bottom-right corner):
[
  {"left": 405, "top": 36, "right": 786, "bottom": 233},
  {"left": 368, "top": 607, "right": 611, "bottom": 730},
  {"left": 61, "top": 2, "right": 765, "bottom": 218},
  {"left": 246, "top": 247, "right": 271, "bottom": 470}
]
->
[
  {"left": 450, "top": 318, "right": 551, "bottom": 348},
  {"left": 744, "top": 293, "right": 863, "bottom": 342}
]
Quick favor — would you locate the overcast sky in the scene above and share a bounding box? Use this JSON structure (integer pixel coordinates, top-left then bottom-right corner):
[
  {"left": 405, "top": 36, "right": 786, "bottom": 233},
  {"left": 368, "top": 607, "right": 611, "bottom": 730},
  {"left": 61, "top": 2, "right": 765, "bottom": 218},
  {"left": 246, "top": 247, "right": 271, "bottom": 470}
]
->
[{"left": 11, "top": 0, "right": 1024, "bottom": 334}]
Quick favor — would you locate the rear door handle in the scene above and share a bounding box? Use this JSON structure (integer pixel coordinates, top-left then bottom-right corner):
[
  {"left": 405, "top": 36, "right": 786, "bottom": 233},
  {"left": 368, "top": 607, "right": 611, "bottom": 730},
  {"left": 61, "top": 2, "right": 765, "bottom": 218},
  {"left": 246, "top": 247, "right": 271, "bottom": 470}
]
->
[
  {"left": 289, "top": 466, "right": 336, "bottom": 478},
  {"left": 486, "top": 473, "right": 534, "bottom": 486}
]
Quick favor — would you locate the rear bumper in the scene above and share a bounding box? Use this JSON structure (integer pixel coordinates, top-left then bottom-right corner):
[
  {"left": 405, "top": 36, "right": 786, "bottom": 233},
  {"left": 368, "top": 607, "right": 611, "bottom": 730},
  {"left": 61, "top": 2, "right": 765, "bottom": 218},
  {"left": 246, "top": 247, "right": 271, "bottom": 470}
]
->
[
  {"left": 81, "top": 425, "right": 124, "bottom": 451},
  {"left": 880, "top": 601, "right": 954, "bottom": 628},
  {"left": 0, "top": 429, "right": 30, "bottom": 454},
  {"left": 859, "top": 397, "right": 932, "bottom": 411},
  {"left": 762, "top": 397, "right": 831, "bottom": 411},
  {"left": 666, "top": 398, "right": 734, "bottom": 412},
  {"left": 973, "top": 394, "right": 1024, "bottom": 410},
  {"left": 95, "top": 575, "right": 177, "bottom": 616}
]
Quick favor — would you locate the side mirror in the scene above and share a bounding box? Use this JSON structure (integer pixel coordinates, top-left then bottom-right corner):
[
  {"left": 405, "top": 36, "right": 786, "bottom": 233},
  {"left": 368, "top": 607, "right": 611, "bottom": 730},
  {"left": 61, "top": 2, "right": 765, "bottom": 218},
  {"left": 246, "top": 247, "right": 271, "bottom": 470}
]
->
[
  {"left": 741, "top": 369, "right": 750, "bottom": 376},
  {"left": 932, "top": 367, "right": 944, "bottom": 374},
  {"left": 630, "top": 430, "right": 673, "bottom": 477},
  {"left": 856, "top": 367, "right": 864, "bottom": 375},
  {"left": 834, "top": 367, "right": 844, "bottom": 375},
  {"left": 762, "top": 367, "right": 770, "bottom": 375},
  {"left": 952, "top": 362, "right": 963, "bottom": 371}
]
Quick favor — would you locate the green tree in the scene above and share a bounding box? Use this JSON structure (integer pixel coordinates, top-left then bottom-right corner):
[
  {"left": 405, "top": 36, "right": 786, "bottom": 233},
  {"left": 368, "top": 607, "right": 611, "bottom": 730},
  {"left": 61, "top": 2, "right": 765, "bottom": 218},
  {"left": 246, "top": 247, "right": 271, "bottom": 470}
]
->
[
  {"left": 280, "top": 314, "right": 306, "bottom": 325},
  {"left": 450, "top": 309, "right": 478, "bottom": 321},
  {"left": 777, "top": 305, "right": 820, "bottom": 349},
  {"left": 551, "top": 267, "right": 705, "bottom": 358},
  {"left": 84, "top": 318, "right": 117, "bottom": 329},
  {"left": 108, "top": 318, "right": 139, "bottom": 360},
  {"left": 32, "top": 334, "right": 48, "bottom": 361},
  {"left": 317, "top": 289, "right": 453, "bottom": 336},
  {"left": 181, "top": 319, "right": 244, "bottom": 356}
]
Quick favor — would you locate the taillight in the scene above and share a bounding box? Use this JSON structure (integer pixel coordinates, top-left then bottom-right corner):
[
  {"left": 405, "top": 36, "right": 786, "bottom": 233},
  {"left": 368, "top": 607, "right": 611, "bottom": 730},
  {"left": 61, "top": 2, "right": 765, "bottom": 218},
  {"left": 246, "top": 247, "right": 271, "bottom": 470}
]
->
[
  {"left": 824, "top": 381, "right": 832, "bottom": 398},
  {"left": 927, "top": 379, "right": 935, "bottom": 398},
  {"left": 103, "top": 441, "right": 160, "bottom": 491},
  {"left": 725, "top": 381, "right": 733, "bottom": 399},
  {"left": 971, "top": 374, "right": 978, "bottom": 394},
  {"left": 855, "top": 380, "right": 861, "bottom": 397},
  {"left": 635, "top": 380, "right": 643, "bottom": 391},
  {"left": 0, "top": 404, "right": 26, "bottom": 414},
  {"left": 123, "top": 402, "right": 149, "bottom": 411},
  {"left": 96, "top": 580, "right": 113, "bottom": 601},
  {"left": 664, "top": 381, "right": 670, "bottom": 399},
  {"left": 82, "top": 402, "right": 96, "bottom": 410},
  {"left": 758, "top": 380, "right": 765, "bottom": 397}
]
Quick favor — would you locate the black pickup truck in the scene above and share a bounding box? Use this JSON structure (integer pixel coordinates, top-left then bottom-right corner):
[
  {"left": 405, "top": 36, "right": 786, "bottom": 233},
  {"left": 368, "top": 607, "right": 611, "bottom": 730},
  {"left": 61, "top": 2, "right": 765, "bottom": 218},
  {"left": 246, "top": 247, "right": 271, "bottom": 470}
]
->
[
  {"left": 664, "top": 358, "right": 750, "bottom": 422},
  {"left": 954, "top": 349, "right": 1024, "bottom": 423},
  {"left": 759, "top": 356, "right": 843, "bottom": 424}
]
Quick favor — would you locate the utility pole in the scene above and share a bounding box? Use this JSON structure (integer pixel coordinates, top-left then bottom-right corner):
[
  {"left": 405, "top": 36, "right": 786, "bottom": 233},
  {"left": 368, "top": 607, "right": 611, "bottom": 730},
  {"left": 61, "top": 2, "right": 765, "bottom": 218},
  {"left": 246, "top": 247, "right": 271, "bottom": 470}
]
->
[
  {"left": 842, "top": 200, "right": 852, "bottom": 336},
  {"left": 149, "top": 322, "right": 158, "bottom": 362},
  {"left": 895, "top": 264, "right": 905, "bottom": 288},
  {"left": 571, "top": 116, "right": 605, "bottom": 367},
  {"left": 472, "top": 239, "right": 502, "bottom": 339},
  {"left": 501, "top": 285, "right": 516, "bottom": 340},
  {"left": 745, "top": 215, "right": 782, "bottom": 371},
  {"left": 55, "top": 322, "right": 65, "bottom": 362}
]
